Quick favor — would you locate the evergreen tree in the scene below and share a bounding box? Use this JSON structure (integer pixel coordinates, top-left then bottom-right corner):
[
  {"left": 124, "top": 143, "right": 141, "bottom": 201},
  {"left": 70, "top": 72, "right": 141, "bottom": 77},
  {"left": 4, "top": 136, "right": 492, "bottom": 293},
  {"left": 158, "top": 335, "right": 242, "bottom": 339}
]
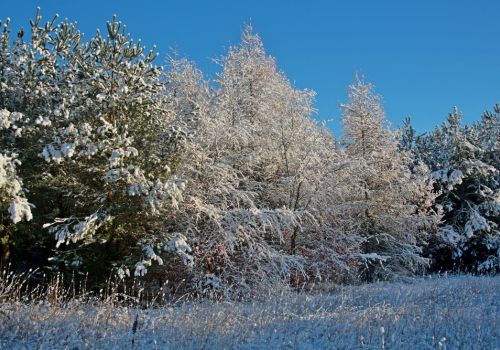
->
[
  {"left": 0, "top": 10, "right": 74, "bottom": 267},
  {"left": 0, "top": 10, "right": 189, "bottom": 280},
  {"left": 415, "top": 107, "right": 499, "bottom": 273}
]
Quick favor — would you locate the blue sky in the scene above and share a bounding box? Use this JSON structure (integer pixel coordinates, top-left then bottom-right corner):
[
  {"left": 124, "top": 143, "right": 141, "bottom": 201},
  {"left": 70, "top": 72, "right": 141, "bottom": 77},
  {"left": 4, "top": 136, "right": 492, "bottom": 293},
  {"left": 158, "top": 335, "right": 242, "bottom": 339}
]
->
[{"left": 1, "top": 0, "right": 498, "bottom": 134}]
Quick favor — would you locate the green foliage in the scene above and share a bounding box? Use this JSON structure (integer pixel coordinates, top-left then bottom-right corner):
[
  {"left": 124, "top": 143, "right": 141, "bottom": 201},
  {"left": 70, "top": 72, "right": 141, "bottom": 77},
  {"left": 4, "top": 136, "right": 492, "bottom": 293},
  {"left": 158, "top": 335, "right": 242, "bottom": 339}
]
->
[{"left": 0, "top": 9, "right": 187, "bottom": 283}]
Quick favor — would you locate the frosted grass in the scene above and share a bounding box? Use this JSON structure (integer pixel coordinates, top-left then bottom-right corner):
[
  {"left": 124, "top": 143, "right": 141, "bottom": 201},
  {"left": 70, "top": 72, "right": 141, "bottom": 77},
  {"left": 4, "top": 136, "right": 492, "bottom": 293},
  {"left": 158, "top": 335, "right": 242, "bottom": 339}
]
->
[{"left": 0, "top": 275, "right": 498, "bottom": 349}]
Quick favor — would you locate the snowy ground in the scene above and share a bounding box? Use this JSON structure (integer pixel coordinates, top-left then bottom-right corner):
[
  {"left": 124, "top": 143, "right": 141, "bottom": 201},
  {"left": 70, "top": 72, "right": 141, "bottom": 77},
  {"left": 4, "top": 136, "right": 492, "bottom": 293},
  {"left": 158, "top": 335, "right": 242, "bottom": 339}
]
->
[{"left": 0, "top": 275, "right": 498, "bottom": 349}]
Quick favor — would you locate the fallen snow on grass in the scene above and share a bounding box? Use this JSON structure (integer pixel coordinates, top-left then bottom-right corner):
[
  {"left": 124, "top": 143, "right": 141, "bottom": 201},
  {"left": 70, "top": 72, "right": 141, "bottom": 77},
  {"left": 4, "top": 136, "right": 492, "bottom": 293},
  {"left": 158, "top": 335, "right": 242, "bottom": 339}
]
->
[{"left": 0, "top": 275, "right": 498, "bottom": 349}]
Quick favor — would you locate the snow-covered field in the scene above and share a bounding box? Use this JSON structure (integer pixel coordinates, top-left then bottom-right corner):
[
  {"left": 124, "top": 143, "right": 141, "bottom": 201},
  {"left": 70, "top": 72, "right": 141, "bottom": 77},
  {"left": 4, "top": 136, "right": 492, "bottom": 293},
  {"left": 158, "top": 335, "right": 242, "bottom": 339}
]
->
[{"left": 0, "top": 275, "right": 498, "bottom": 349}]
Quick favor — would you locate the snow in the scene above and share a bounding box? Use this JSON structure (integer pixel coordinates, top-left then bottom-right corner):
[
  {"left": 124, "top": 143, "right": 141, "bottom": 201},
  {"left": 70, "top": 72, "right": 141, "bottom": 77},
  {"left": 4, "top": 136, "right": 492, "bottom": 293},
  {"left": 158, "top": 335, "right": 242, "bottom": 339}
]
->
[
  {"left": 44, "top": 213, "right": 113, "bottom": 248},
  {"left": 464, "top": 207, "right": 490, "bottom": 238},
  {"left": 0, "top": 275, "right": 497, "bottom": 349},
  {"left": 437, "top": 225, "right": 461, "bottom": 245},
  {"left": 0, "top": 152, "right": 33, "bottom": 224},
  {"left": 7, "top": 195, "right": 33, "bottom": 224},
  {"left": 430, "top": 168, "right": 464, "bottom": 189},
  {"left": 165, "top": 233, "right": 194, "bottom": 267}
]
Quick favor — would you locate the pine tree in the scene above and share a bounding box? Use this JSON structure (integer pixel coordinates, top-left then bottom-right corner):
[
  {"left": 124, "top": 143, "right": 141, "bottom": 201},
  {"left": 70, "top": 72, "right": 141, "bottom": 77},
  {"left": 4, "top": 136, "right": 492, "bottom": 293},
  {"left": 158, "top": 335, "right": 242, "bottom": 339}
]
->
[
  {"left": 0, "top": 10, "right": 70, "bottom": 266},
  {"left": 0, "top": 10, "right": 189, "bottom": 279},
  {"left": 416, "top": 107, "right": 499, "bottom": 273}
]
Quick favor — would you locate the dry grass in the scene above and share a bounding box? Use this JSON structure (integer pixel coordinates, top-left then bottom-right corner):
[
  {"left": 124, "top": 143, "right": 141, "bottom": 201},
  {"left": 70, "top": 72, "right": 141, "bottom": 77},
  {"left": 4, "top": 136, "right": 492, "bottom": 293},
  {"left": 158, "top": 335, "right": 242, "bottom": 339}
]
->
[{"left": 0, "top": 274, "right": 498, "bottom": 349}]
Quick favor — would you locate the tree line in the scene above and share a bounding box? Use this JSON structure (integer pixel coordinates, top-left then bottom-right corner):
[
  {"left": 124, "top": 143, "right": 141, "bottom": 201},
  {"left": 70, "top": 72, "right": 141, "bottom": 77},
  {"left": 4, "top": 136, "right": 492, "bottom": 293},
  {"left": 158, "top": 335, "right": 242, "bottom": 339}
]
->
[{"left": 0, "top": 10, "right": 498, "bottom": 298}]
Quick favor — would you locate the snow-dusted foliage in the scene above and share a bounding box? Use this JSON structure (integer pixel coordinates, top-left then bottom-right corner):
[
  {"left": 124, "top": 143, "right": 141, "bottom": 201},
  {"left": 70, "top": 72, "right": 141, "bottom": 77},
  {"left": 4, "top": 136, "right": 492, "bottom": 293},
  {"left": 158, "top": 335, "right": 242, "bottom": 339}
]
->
[
  {"left": 0, "top": 10, "right": 187, "bottom": 274},
  {"left": 0, "top": 12, "right": 89, "bottom": 267},
  {"left": 0, "top": 151, "right": 32, "bottom": 224},
  {"left": 0, "top": 110, "right": 32, "bottom": 225},
  {"left": 0, "top": 7, "right": 495, "bottom": 299},
  {"left": 0, "top": 15, "right": 42, "bottom": 264},
  {"left": 0, "top": 13, "right": 54, "bottom": 232},
  {"left": 158, "top": 27, "right": 363, "bottom": 298},
  {"left": 339, "top": 76, "right": 439, "bottom": 280},
  {"left": 410, "top": 106, "right": 499, "bottom": 273}
]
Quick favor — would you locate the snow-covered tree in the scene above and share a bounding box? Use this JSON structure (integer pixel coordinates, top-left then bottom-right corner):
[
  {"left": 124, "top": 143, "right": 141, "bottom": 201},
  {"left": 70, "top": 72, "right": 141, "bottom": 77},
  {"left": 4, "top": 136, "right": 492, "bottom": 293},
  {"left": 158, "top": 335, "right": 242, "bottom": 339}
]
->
[
  {"left": 157, "top": 27, "right": 360, "bottom": 298},
  {"left": 0, "top": 11, "right": 65, "bottom": 265},
  {"left": 340, "top": 76, "right": 439, "bottom": 280},
  {"left": 414, "top": 106, "right": 499, "bottom": 273},
  {"left": 0, "top": 10, "right": 189, "bottom": 278},
  {"left": 6, "top": 8, "right": 493, "bottom": 297}
]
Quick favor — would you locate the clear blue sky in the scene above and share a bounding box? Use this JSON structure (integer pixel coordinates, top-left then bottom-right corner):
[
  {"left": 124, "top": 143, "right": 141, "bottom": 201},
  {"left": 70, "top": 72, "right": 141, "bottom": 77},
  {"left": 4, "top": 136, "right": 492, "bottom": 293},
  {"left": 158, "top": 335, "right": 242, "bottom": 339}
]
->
[{"left": 1, "top": 0, "right": 498, "bottom": 134}]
